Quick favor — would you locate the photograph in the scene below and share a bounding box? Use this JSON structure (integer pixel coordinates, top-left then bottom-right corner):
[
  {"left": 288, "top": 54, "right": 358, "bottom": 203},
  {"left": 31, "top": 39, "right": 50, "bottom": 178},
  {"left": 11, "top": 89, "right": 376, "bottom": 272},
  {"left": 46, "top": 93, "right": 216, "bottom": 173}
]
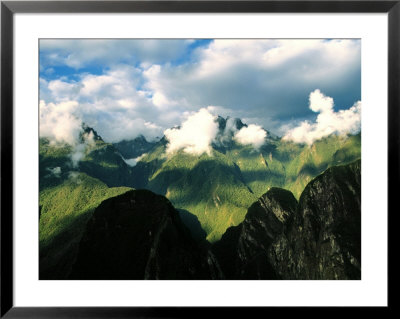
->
[{"left": 38, "top": 38, "right": 362, "bottom": 280}]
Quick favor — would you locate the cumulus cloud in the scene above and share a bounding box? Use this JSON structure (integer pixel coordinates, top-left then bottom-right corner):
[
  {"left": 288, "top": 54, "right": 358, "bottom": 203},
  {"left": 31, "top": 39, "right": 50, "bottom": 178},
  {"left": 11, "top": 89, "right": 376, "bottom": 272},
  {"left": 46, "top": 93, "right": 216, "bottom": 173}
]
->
[
  {"left": 164, "top": 108, "right": 219, "bottom": 155},
  {"left": 40, "top": 39, "right": 361, "bottom": 143},
  {"left": 164, "top": 108, "right": 267, "bottom": 155},
  {"left": 47, "top": 79, "right": 82, "bottom": 101},
  {"left": 283, "top": 89, "right": 361, "bottom": 144},
  {"left": 234, "top": 124, "right": 267, "bottom": 149},
  {"left": 40, "top": 65, "right": 166, "bottom": 143},
  {"left": 142, "top": 39, "right": 361, "bottom": 124},
  {"left": 39, "top": 100, "right": 83, "bottom": 145}
]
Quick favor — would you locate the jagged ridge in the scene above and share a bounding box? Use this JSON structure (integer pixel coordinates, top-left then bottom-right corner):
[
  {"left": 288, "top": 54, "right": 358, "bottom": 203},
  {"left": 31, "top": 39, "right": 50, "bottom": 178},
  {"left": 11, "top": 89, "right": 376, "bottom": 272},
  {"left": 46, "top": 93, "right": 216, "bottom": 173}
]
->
[{"left": 212, "top": 160, "right": 361, "bottom": 280}]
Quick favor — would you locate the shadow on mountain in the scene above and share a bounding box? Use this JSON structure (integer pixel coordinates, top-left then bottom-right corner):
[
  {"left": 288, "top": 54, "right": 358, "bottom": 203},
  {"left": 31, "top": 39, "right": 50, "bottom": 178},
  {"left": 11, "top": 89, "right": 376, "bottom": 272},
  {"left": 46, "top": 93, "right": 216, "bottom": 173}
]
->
[
  {"left": 69, "top": 190, "right": 220, "bottom": 280},
  {"left": 240, "top": 169, "right": 285, "bottom": 186},
  {"left": 130, "top": 158, "right": 167, "bottom": 189},
  {"left": 177, "top": 209, "right": 209, "bottom": 248},
  {"left": 298, "top": 163, "right": 320, "bottom": 176},
  {"left": 39, "top": 207, "right": 94, "bottom": 279},
  {"left": 212, "top": 160, "right": 361, "bottom": 280},
  {"left": 39, "top": 155, "right": 71, "bottom": 191},
  {"left": 79, "top": 161, "right": 134, "bottom": 188}
]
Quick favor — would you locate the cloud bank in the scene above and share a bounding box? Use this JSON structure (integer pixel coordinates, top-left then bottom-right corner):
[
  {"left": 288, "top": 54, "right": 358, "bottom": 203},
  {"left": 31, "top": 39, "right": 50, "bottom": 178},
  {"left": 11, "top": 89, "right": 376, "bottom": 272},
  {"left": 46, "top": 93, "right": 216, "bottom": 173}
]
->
[
  {"left": 164, "top": 108, "right": 268, "bottom": 156},
  {"left": 283, "top": 89, "right": 361, "bottom": 144},
  {"left": 40, "top": 39, "right": 196, "bottom": 69},
  {"left": 40, "top": 39, "right": 361, "bottom": 143}
]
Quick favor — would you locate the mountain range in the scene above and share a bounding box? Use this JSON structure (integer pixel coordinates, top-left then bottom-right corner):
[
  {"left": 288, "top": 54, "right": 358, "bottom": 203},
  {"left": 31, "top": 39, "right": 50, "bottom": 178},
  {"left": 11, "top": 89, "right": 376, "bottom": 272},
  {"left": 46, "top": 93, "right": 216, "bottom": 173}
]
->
[{"left": 39, "top": 117, "right": 361, "bottom": 279}]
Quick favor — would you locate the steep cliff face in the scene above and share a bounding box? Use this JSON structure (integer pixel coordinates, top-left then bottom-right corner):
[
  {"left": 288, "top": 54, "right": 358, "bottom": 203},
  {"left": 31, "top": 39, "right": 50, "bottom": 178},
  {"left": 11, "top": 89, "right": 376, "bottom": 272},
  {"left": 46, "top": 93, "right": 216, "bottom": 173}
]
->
[
  {"left": 70, "top": 189, "right": 222, "bottom": 279},
  {"left": 67, "top": 160, "right": 360, "bottom": 280},
  {"left": 213, "top": 160, "right": 361, "bottom": 280},
  {"left": 212, "top": 188, "right": 298, "bottom": 279},
  {"left": 271, "top": 159, "right": 361, "bottom": 280}
]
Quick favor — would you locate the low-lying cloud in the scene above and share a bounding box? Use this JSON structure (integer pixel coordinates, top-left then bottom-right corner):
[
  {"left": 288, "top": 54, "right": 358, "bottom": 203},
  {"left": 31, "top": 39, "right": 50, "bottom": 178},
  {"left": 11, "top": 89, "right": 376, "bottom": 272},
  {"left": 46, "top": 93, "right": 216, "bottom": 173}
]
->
[
  {"left": 234, "top": 124, "right": 267, "bottom": 149},
  {"left": 164, "top": 108, "right": 267, "bottom": 156},
  {"left": 121, "top": 153, "right": 147, "bottom": 167},
  {"left": 46, "top": 166, "right": 62, "bottom": 178},
  {"left": 40, "top": 100, "right": 83, "bottom": 145},
  {"left": 70, "top": 130, "right": 96, "bottom": 168},
  {"left": 283, "top": 89, "right": 361, "bottom": 144},
  {"left": 164, "top": 108, "right": 219, "bottom": 156}
]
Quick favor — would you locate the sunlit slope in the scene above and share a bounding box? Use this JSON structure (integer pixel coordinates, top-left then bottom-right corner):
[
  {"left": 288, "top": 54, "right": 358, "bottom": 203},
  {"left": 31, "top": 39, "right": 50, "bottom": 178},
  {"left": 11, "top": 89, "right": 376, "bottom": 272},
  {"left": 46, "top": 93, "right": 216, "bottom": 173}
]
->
[
  {"left": 147, "top": 151, "right": 258, "bottom": 242},
  {"left": 132, "top": 133, "right": 360, "bottom": 242},
  {"left": 39, "top": 172, "right": 131, "bottom": 279},
  {"left": 282, "top": 133, "right": 361, "bottom": 197},
  {"left": 39, "top": 126, "right": 136, "bottom": 279}
]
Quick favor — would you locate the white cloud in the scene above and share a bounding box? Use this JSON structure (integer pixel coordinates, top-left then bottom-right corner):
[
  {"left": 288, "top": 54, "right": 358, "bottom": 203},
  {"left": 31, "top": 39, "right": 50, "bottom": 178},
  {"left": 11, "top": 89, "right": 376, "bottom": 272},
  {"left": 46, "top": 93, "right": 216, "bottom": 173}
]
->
[
  {"left": 46, "top": 166, "right": 62, "bottom": 178},
  {"left": 121, "top": 153, "right": 147, "bottom": 167},
  {"left": 40, "top": 39, "right": 361, "bottom": 142},
  {"left": 164, "top": 108, "right": 219, "bottom": 156},
  {"left": 70, "top": 130, "right": 96, "bottom": 168},
  {"left": 39, "top": 100, "right": 83, "bottom": 145},
  {"left": 40, "top": 39, "right": 195, "bottom": 69},
  {"left": 70, "top": 144, "right": 86, "bottom": 168},
  {"left": 68, "top": 171, "right": 83, "bottom": 184},
  {"left": 283, "top": 89, "right": 361, "bottom": 144},
  {"left": 47, "top": 79, "right": 81, "bottom": 101},
  {"left": 234, "top": 124, "right": 267, "bottom": 149},
  {"left": 40, "top": 65, "right": 167, "bottom": 143},
  {"left": 141, "top": 39, "right": 360, "bottom": 128}
]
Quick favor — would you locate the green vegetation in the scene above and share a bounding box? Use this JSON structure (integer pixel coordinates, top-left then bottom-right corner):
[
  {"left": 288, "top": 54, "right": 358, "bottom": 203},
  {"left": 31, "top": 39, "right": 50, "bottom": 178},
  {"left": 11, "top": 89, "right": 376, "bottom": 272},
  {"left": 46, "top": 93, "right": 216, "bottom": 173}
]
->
[
  {"left": 131, "top": 133, "right": 361, "bottom": 242},
  {"left": 39, "top": 124, "right": 361, "bottom": 254},
  {"left": 39, "top": 130, "right": 136, "bottom": 278},
  {"left": 39, "top": 172, "right": 131, "bottom": 279}
]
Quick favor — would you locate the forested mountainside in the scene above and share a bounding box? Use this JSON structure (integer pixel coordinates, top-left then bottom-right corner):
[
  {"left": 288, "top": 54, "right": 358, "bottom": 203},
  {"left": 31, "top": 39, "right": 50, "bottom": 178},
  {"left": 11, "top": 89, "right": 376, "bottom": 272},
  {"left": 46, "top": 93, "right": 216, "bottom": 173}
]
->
[
  {"left": 129, "top": 117, "right": 360, "bottom": 241},
  {"left": 40, "top": 157, "right": 360, "bottom": 280}
]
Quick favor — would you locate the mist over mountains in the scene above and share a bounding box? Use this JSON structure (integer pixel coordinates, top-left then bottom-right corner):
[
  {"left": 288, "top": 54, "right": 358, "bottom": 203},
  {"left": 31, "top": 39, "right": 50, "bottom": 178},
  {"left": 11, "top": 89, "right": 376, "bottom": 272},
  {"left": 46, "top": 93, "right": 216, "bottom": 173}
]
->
[
  {"left": 39, "top": 39, "right": 362, "bottom": 281},
  {"left": 39, "top": 113, "right": 361, "bottom": 280}
]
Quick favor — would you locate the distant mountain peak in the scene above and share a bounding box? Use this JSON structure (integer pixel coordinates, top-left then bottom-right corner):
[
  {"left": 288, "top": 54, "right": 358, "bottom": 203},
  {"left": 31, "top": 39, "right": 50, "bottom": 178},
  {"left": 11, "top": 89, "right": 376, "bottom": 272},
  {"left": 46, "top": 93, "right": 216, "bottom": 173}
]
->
[
  {"left": 215, "top": 116, "right": 247, "bottom": 132},
  {"left": 81, "top": 124, "right": 103, "bottom": 143}
]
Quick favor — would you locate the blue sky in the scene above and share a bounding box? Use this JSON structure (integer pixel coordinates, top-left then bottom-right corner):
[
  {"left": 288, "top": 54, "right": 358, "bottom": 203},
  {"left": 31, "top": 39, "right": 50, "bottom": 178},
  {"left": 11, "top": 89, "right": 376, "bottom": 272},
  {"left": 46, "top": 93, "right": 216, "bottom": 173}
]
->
[{"left": 39, "top": 39, "right": 361, "bottom": 145}]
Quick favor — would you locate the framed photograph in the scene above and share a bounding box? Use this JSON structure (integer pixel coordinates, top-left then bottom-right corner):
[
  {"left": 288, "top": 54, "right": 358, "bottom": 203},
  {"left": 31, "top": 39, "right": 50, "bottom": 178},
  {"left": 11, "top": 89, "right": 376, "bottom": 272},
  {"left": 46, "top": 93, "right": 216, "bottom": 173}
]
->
[{"left": 1, "top": 0, "right": 396, "bottom": 316}]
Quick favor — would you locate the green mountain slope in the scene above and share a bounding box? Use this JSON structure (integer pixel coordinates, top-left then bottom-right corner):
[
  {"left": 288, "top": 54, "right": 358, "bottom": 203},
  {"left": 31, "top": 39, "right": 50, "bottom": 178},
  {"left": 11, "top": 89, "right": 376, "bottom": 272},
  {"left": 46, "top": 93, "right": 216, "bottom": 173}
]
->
[
  {"left": 39, "top": 120, "right": 361, "bottom": 247},
  {"left": 113, "top": 135, "right": 158, "bottom": 159},
  {"left": 39, "top": 126, "right": 135, "bottom": 191},
  {"left": 131, "top": 119, "right": 360, "bottom": 242},
  {"left": 39, "top": 172, "right": 131, "bottom": 279},
  {"left": 39, "top": 125, "right": 136, "bottom": 278}
]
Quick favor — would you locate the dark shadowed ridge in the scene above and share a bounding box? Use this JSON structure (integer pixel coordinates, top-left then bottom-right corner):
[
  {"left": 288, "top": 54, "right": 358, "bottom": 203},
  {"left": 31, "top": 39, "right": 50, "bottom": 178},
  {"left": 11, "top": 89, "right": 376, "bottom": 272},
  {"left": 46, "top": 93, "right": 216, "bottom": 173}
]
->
[
  {"left": 212, "top": 159, "right": 361, "bottom": 280},
  {"left": 70, "top": 189, "right": 222, "bottom": 280}
]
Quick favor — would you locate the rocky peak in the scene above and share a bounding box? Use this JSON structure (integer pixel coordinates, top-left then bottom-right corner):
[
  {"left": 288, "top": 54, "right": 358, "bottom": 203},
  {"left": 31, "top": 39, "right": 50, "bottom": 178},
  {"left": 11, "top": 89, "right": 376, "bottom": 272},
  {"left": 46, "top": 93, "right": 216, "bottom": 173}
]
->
[
  {"left": 212, "top": 160, "right": 361, "bottom": 280},
  {"left": 70, "top": 189, "right": 222, "bottom": 279},
  {"left": 80, "top": 124, "right": 103, "bottom": 142},
  {"left": 212, "top": 187, "right": 297, "bottom": 279}
]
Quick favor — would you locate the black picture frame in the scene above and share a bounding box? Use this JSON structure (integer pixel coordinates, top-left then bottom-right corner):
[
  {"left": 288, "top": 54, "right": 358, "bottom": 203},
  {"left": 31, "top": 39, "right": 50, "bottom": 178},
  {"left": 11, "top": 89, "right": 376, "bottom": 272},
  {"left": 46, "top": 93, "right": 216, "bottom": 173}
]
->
[{"left": 1, "top": 1, "right": 396, "bottom": 317}]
